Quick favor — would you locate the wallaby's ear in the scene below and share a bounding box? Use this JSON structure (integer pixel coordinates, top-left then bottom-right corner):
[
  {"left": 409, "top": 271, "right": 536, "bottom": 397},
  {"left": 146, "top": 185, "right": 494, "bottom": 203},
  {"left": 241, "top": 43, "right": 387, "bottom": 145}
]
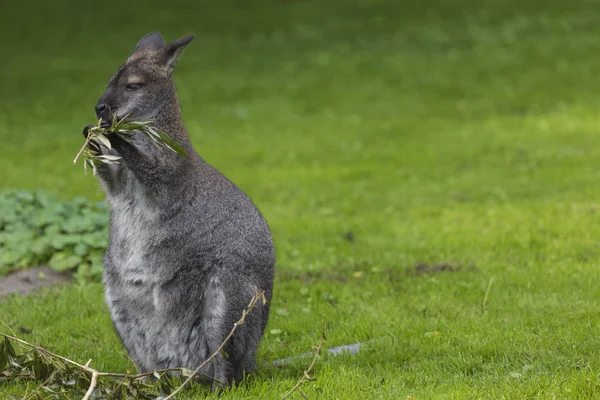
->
[
  {"left": 135, "top": 32, "right": 165, "bottom": 51},
  {"left": 161, "top": 34, "right": 195, "bottom": 74}
]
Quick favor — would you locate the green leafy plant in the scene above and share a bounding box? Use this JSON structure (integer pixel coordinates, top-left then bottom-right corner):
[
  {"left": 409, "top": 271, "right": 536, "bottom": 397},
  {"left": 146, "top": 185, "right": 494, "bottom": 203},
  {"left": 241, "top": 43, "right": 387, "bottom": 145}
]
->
[
  {"left": 0, "top": 190, "right": 109, "bottom": 282},
  {"left": 74, "top": 115, "right": 187, "bottom": 175}
]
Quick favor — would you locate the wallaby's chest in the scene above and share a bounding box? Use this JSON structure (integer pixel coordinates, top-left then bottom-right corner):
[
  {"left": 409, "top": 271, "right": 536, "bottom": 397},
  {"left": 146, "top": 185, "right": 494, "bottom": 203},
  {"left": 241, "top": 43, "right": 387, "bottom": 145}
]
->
[{"left": 106, "top": 182, "right": 162, "bottom": 285}]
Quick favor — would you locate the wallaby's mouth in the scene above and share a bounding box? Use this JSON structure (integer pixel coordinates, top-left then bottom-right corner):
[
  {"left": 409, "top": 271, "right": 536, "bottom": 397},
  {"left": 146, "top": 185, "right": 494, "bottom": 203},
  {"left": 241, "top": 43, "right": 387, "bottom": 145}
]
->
[
  {"left": 95, "top": 103, "right": 129, "bottom": 125},
  {"left": 97, "top": 111, "right": 130, "bottom": 128}
]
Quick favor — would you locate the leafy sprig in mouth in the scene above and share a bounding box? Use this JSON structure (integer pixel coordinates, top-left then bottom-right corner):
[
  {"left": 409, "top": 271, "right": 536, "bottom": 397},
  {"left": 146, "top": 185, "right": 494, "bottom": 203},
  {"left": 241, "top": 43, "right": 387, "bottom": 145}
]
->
[{"left": 74, "top": 114, "right": 187, "bottom": 175}]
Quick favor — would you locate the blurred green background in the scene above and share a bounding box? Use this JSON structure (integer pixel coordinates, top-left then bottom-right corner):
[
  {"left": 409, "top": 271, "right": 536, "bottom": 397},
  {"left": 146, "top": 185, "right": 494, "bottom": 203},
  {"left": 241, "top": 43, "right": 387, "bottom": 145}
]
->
[{"left": 2, "top": 0, "right": 600, "bottom": 398}]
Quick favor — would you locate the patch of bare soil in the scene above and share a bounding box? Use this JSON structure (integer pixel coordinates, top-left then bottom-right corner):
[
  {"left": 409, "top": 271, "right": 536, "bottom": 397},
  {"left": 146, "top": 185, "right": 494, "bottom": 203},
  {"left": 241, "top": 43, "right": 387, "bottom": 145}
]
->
[
  {"left": 277, "top": 269, "right": 348, "bottom": 284},
  {"left": 414, "top": 262, "right": 477, "bottom": 275},
  {"left": 0, "top": 267, "right": 72, "bottom": 299}
]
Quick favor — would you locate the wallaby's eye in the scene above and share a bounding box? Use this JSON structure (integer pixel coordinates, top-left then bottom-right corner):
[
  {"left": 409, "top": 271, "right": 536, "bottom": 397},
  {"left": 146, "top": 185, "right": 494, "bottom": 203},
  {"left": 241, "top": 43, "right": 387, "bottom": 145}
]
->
[{"left": 126, "top": 83, "right": 143, "bottom": 91}]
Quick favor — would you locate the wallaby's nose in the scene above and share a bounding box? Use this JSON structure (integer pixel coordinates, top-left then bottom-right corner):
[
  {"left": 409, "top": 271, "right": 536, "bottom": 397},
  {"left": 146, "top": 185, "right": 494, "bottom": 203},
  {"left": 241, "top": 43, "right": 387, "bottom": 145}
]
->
[{"left": 95, "top": 103, "right": 108, "bottom": 119}]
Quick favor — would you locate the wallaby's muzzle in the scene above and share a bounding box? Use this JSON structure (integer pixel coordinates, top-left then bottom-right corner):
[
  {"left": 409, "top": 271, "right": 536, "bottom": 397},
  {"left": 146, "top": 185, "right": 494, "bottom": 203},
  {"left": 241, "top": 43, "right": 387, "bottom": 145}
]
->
[
  {"left": 95, "top": 102, "right": 110, "bottom": 121},
  {"left": 95, "top": 100, "right": 112, "bottom": 122}
]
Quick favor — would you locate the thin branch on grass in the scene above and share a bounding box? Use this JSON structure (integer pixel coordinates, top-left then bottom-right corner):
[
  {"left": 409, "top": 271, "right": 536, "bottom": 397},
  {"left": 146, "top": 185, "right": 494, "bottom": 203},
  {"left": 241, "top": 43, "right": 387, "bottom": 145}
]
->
[
  {"left": 0, "top": 330, "right": 224, "bottom": 396},
  {"left": 122, "top": 352, "right": 141, "bottom": 374},
  {"left": 482, "top": 276, "right": 494, "bottom": 313},
  {"left": 163, "top": 289, "right": 267, "bottom": 400},
  {"left": 1, "top": 289, "right": 268, "bottom": 398},
  {"left": 282, "top": 316, "right": 326, "bottom": 399}
]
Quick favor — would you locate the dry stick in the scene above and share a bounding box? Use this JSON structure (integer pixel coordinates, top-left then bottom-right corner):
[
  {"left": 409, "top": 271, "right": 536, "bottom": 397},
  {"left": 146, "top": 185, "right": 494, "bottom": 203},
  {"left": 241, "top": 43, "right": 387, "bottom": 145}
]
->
[
  {"left": 83, "top": 370, "right": 99, "bottom": 400},
  {"left": 0, "top": 316, "right": 18, "bottom": 337},
  {"left": 122, "top": 352, "right": 141, "bottom": 374},
  {"left": 73, "top": 132, "right": 94, "bottom": 164},
  {"left": 282, "top": 316, "right": 327, "bottom": 400},
  {"left": 0, "top": 333, "right": 224, "bottom": 397},
  {"left": 163, "top": 290, "right": 267, "bottom": 400},
  {"left": 482, "top": 277, "right": 494, "bottom": 313}
]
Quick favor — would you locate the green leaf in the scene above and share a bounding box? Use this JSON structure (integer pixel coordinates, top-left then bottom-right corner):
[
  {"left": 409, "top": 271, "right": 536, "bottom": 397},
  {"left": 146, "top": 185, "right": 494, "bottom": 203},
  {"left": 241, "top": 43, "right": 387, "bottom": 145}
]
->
[
  {"left": 180, "top": 368, "right": 194, "bottom": 378},
  {"left": 112, "top": 113, "right": 130, "bottom": 131},
  {"left": 5, "top": 338, "right": 16, "bottom": 357},
  {"left": 117, "top": 133, "right": 134, "bottom": 143},
  {"left": 48, "top": 253, "right": 83, "bottom": 272},
  {"left": 94, "top": 133, "right": 112, "bottom": 150},
  {"left": 33, "top": 353, "right": 44, "bottom": 380},
  {"left": 97, "top": 154, "right": 122, "bottom": 161},
  {"left": 155, "top": 128, "right": 188, "bottom": 158},
  {"left": 145, "top": 127, "right": 161, "bottom": 140},
  {"left": 74, "top": 243, "right": 89, "bottom": 257},
  {"left": 0, "top": 339, "right": 8, "bottom": 371},
  {"left": 119, "top": 121, "right": 152, "bottom": 131}
]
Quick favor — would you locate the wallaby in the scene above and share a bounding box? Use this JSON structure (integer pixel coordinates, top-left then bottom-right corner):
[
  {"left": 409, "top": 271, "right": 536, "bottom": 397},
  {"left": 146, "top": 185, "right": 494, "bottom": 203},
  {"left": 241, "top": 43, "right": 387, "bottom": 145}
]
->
[{"left": 82, "top": 32, "right": 275, "bottom": 389}]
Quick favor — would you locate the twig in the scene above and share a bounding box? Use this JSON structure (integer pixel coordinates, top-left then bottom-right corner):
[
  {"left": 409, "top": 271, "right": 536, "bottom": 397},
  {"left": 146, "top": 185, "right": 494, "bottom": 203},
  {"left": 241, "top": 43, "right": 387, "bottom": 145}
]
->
[
  {"left": 122, "top": 352, "right": 140, "bottom": 374},
  {"left": 0, "top": 316, "right": 18, "bottom": 337},
  {"left": 282, "top": 316, "right": 326, "bottom": 399},
  {"left": 73, "top": 132, "right": 94, "bottom": 164},
  {"left": 98, "top": 367, "right": 218, "bottom": 382},
  {"left": 482, "top": 277, "right": 494, "bottom": 313},
  {"left": 82, "top": 370, "right": 99, "bottom": 400},
  {"left": 163, "top": 289, "right": 267, "bottom": 400}
]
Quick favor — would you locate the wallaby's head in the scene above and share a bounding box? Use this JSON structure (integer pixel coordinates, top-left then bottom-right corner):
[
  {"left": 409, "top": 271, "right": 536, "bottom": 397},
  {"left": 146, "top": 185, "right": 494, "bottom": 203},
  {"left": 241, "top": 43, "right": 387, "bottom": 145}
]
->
[{"left": 95, "top": 32, "right": 194, "bottom": 124}]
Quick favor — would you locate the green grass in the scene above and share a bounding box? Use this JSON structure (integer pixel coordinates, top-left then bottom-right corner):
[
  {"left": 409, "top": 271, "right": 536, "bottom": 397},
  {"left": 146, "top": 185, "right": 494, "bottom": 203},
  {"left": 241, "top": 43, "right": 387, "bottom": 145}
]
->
[{"left": 2, "top": 0, "right": 600, "bottom": 398}]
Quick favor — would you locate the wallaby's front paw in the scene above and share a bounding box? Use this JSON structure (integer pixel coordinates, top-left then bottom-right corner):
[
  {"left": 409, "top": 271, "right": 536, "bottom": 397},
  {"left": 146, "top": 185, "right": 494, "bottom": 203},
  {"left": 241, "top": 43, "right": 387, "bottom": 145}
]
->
[
  {"left": 83, "top": 120, "right": 112, "bottom": 140},
  {"left": 82, "top": 124, "right": 95, "bottom": 139}
]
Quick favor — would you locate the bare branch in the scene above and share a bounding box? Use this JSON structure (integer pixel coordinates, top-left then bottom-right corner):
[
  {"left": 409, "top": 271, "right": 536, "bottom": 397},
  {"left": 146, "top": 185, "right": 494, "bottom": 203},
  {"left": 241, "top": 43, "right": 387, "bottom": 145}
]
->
[
  {"left": 73, "top": 132, "right": 94, "bottom": 164},
  {"left": 282, "top": 316, "right": 326, "bottom": 399},
  {"left": 82, "top": 370, "right": 99, "bottom": 400}
]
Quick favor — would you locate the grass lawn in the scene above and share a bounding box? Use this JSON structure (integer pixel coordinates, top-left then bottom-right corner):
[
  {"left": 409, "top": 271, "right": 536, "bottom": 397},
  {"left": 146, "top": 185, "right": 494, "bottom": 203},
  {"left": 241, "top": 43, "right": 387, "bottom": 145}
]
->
[{"left": 2, "top": 0, "right": 600, "bottom": 398}]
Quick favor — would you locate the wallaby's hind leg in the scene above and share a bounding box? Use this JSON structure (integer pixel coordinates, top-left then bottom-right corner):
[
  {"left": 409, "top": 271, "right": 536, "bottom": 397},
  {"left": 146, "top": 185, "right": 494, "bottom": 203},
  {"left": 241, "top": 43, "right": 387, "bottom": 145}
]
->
[
  {"left": 209, "top": 328, "right": 255, "bottom": 389},
  {"left": 202, "top": 279, "right": 269, "bottom": 388},
  {"left": 208, "top": 353, "right": 228, "bottom": 393},
  {"left": 228, "top": 300, "right": 269, "bottom": 384},
  {"left": 196, "top": 280, "right": 230, "bottom": 389},
  {"left": 231, "top": 352, "right": 256, "bottom": 385}
]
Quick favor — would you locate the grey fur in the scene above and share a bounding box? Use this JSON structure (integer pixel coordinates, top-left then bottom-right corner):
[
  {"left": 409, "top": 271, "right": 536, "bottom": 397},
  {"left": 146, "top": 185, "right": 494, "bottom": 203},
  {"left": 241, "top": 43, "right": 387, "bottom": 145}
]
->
[{"left": 84, "top": 32, "right": 275, "bottom": 388}]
